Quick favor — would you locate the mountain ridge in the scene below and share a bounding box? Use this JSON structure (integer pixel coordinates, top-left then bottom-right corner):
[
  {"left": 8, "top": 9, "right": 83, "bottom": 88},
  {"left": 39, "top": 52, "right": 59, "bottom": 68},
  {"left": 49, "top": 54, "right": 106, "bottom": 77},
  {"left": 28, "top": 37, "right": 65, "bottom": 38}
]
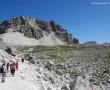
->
[{"left": 0, "top": 16, "right": 78, "bottom": 46}]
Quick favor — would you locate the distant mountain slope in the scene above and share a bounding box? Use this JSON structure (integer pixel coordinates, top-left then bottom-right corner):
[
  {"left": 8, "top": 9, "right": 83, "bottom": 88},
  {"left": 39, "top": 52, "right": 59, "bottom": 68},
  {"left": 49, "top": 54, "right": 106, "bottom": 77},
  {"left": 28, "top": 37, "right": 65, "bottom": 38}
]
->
[
  {"left": 84, "top": 41, "right": 98, "bottom": 45},
  {"left": 0, "top": 16, "right": 78, "bottom": 46},
  {"left": 103, "top": 42, "right": 110, "bottom": 46}
]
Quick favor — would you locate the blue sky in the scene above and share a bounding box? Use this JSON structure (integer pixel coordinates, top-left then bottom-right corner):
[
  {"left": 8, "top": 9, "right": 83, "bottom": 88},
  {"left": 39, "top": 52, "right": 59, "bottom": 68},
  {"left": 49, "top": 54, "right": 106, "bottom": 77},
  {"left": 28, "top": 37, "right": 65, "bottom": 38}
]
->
[{"left": 0, "top": 0, "right": 110, "bottom": 43}]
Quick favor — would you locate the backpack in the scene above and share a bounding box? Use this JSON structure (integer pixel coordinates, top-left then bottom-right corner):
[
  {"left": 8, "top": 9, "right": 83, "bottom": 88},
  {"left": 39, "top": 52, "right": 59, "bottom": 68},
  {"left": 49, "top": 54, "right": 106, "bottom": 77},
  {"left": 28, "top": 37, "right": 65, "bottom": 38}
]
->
[
  {"left": 11, "top": 66, "right": 16, "bottom": 71},
  {"left": 0, "top": 66, "right": 6, "bottom": 73}
]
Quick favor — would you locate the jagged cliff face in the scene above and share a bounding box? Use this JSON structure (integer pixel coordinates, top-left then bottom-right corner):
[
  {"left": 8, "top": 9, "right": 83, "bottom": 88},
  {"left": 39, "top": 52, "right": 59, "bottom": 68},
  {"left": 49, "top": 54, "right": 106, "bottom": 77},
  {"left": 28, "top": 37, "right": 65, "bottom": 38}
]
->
[{"left": 0, "top": 16, "right": 78, "bottom": 45}]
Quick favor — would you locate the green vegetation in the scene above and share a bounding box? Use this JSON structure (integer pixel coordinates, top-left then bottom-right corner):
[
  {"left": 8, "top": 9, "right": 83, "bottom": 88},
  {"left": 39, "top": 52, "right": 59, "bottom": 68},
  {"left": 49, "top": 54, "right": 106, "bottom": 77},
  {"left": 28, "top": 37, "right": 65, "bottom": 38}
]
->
[
  {"left": 18, "top": 45, "right": 81, "bottom": 52},
  {"left": 17, "top": 45, "right": 81, "bottom": 60},
  {"left": 17, "top": 45, "right": 110, "bottom": 60}
]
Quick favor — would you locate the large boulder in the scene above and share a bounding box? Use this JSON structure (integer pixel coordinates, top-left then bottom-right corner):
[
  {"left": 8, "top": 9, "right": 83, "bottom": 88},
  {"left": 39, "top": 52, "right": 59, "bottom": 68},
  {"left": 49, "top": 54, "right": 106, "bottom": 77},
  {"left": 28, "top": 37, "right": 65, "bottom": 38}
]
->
[
  {"left": 61, "top": 84, "right": 70, "bottom": 90},
  {"left": 4, "top": 47, "right": 17, "bottom": 56},
  {"left": 0, "top": 49, "right": 13, "bottom": 63},
  {"left": 55, "top": 69, "right": 63, "bottom": 76},
  {"left": 44, "top": 61, "right": 54, "bottom": 71},
  {"left": 23, "top": 54, "right": 35, "bottom": 64}
]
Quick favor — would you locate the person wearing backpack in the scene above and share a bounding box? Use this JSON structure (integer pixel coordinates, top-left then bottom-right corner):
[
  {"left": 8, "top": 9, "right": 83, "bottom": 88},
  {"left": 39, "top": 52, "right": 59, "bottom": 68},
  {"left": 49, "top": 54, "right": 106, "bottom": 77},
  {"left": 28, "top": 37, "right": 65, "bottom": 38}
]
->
[
  {"left": 15, "top": 61, "right": 19, "bottom": 71},
  {"left": 10, "top": 63, "right": 16, "bottom": 76},
  {"left": 0, "top": 62, "right": 7, "bottom": 73},
  {"left": 22, "top": 58, "right": 24, "bottom": 63},
  {"left": 6, "top": 62, "right": 10, "bottom": 73},
  {"left": 0, "top": 63, "right": 7, "bottom": 82}
]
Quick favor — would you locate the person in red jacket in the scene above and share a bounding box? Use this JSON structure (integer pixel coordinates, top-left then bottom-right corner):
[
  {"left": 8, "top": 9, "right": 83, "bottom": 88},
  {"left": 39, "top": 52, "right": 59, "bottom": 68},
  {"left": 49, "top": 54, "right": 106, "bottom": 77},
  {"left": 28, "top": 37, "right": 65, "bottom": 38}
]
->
[{"left": 15, "top": 61, "right": 19, "bottom": 71}]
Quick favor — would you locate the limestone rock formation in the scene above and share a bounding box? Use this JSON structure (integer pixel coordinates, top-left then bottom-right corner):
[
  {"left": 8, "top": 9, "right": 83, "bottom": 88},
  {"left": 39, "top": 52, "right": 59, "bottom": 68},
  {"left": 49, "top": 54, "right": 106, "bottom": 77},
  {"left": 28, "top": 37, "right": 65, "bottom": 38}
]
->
[{"left": 0, "top": 16, "right": 78, "bottom": 44}]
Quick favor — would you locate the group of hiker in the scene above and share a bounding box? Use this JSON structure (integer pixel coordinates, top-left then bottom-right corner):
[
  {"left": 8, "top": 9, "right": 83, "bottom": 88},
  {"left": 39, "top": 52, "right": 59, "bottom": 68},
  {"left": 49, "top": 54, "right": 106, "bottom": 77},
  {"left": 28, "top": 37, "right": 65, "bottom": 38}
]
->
[{"left": 0, "top": 58, "right": 24, "bottom": 82}]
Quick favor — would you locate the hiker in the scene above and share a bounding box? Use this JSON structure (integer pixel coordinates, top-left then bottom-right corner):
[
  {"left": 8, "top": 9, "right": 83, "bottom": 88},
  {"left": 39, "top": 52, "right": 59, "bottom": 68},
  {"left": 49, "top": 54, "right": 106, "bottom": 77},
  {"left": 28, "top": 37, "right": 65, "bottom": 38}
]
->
[
  {"left": 22, "top": 58, "right": 24, "bottom": 63},
  {"left": 10, "top": 63, "right": 16, "bottom": 76},
  {"left": 0, "top": 62, "right": 6, "bottom": 74},
  {"left": 0, "top": 63, "right": 7, "bottom": 82},
  {"left": 0, "top": 63, "right": 3, "bottom": 74},
  {"left": 15, "top": 61, "right": 19, "bottom": 71},
  {"left": 6, "top": 62, "right": 10, "bottom": 73}
]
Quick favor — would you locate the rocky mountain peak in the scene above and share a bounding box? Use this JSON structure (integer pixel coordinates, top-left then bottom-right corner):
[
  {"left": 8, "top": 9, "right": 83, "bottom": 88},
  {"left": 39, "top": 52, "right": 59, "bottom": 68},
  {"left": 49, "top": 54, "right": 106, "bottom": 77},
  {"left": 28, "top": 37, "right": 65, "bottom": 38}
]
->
[{"left": 0, "top": 16, "right": 79, "bottom": 45}]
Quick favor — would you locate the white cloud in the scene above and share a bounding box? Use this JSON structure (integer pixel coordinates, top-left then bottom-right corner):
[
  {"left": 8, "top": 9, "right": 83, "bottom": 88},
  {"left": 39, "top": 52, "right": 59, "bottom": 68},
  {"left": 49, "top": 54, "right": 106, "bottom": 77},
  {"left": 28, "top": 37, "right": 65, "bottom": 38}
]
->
[{"left": 89, "top": 2, "right": 110, "bottom": 5}]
